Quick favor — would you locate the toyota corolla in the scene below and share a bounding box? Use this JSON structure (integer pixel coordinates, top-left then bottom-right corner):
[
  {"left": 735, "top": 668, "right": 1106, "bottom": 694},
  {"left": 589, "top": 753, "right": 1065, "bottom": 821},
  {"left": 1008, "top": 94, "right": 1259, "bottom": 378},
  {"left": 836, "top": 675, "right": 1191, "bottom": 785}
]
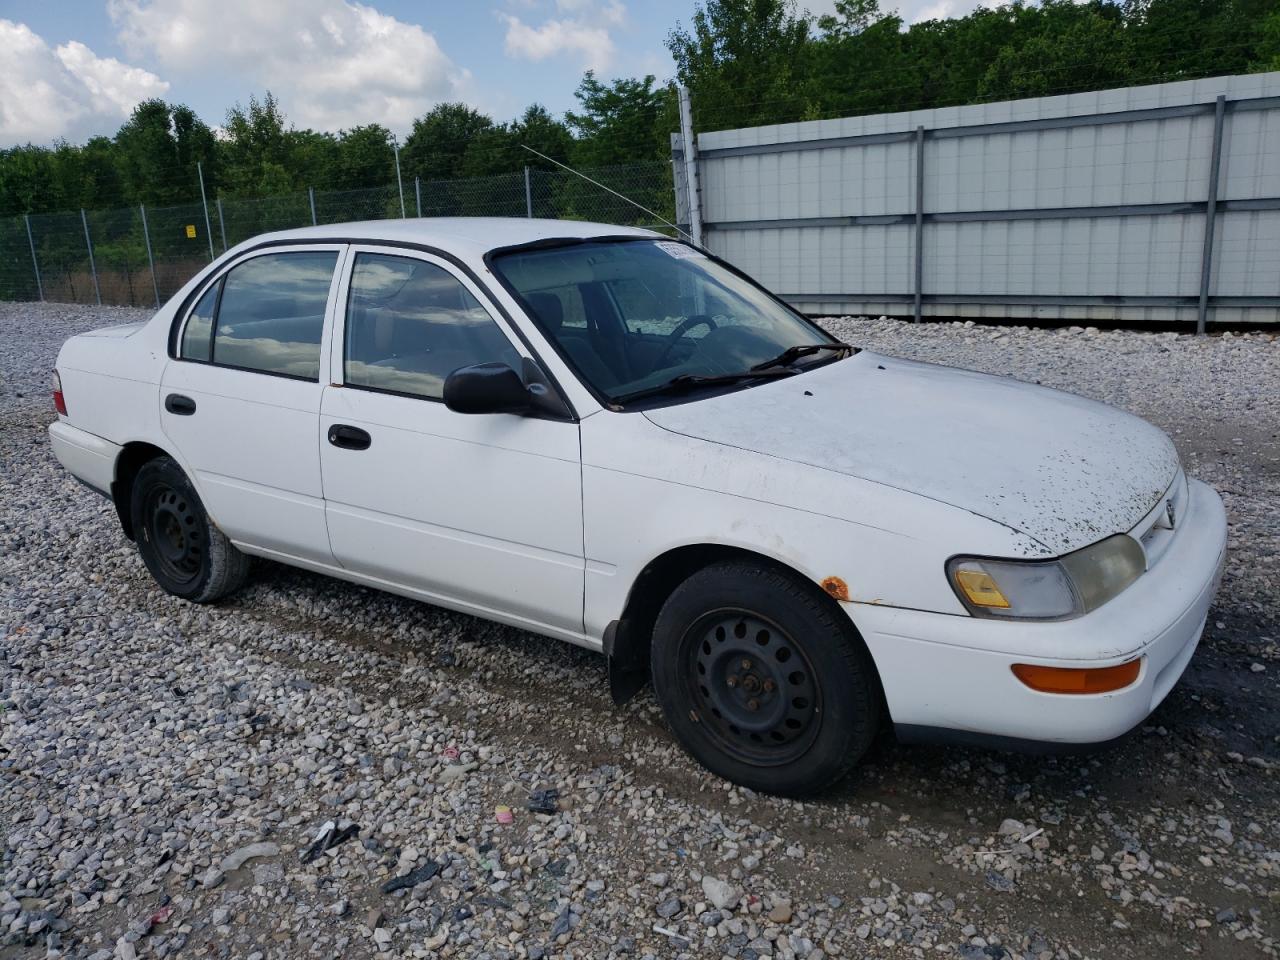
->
[{"left": 48, "top": 219, "right": 1227, "bottom": 795}]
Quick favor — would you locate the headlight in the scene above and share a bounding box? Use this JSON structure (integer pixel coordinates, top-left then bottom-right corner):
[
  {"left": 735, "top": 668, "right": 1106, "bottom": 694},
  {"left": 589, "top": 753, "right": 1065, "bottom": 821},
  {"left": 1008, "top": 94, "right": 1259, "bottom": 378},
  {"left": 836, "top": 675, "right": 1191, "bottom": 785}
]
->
[{"left": 948, "top": 534, "right": 1146, "bottom": 620}]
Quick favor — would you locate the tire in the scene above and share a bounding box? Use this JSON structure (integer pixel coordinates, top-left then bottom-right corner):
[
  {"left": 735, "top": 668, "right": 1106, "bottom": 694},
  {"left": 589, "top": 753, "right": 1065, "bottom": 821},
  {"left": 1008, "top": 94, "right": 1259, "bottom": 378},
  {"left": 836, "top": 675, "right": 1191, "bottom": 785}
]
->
[
  {"left": 650, "top": 559, "right": 879, "bottom": 796},
  {"left": 130, "top": 456, "right": 250, "bottom": 603}
]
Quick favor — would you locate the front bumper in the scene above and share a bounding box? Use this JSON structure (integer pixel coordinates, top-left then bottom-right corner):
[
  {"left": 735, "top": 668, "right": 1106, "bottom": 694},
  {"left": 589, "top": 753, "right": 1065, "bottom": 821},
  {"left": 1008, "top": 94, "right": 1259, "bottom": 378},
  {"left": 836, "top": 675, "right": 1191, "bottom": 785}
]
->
[{"left": 853, "top": 478, "right": 1227, "bottom": 746}]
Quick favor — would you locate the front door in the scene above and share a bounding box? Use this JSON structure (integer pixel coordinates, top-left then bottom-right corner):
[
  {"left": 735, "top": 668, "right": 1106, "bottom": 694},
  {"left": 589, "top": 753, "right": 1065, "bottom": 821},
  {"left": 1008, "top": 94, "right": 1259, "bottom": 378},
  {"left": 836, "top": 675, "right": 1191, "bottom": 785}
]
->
[
  {"left": 160, "top": 245, "right": 344, "bottom": 563},
  {"left": 318, "top": 247, "right": 585, "bottom": 637}
]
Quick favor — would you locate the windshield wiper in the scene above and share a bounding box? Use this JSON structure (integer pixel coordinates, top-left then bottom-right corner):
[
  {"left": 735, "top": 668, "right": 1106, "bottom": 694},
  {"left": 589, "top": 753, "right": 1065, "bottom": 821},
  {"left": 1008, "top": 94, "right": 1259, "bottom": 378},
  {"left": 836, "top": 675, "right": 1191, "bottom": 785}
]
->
[
  {"left": 610, "top": 369, "right": 798, "bottom": 406},
  {"left": 749, "top": 341, "right": 855, "bottom": 372}
]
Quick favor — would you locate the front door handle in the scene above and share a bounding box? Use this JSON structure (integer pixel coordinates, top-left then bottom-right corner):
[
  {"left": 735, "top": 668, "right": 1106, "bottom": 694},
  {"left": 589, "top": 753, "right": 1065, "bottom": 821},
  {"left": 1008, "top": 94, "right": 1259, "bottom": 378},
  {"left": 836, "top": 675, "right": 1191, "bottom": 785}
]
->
[
  {"left": 327, "top": 424, "right": 371, "bottom": 451},
  {"left": 165, "top": 393, "right": 196, "bottom": 416}
]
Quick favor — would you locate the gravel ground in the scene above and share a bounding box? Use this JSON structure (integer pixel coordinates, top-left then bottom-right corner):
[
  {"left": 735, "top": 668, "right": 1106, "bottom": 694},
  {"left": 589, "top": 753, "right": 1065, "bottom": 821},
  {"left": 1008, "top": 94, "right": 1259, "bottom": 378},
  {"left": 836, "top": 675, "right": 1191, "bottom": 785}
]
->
[{"left": 1, "top": 302, "right": 1277, "bottom": 960}]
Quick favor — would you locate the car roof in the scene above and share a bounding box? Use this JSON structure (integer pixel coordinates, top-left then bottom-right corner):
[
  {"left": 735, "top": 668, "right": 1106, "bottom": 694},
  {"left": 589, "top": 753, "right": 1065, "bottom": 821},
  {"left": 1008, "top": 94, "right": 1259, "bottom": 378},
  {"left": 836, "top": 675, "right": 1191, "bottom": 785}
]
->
[{"left": 251, "top": 217, "right": 662, "bottom": 259}]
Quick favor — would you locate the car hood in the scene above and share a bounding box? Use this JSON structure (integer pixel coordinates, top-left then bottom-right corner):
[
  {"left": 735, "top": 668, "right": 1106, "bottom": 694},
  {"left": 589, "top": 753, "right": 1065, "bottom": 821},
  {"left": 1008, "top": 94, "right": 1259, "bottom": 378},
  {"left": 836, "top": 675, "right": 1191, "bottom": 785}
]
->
[{"left": 642, "top": 351, "right": 1180, "bottom": 555}]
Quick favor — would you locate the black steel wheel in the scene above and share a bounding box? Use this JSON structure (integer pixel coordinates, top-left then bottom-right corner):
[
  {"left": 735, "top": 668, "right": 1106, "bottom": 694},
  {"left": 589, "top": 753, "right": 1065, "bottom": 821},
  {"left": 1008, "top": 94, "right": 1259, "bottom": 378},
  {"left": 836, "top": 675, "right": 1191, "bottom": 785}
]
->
[
  {"left": 651, "top": 559, "right": 879, "bottom": 796},
  {"left": 684, "top": 611, "right": 821, "bottom": 766},
  {"left": 130, "top": 456, "right": 250, "bottom": 603},
  {"left": 142, "top": 484, "right": 205, "bottom": 586}
]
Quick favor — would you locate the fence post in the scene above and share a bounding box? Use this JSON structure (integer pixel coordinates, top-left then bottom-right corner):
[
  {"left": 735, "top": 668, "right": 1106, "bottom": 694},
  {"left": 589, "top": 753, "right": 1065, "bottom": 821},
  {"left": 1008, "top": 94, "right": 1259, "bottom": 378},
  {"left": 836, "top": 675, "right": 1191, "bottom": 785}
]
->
[
  {"left": 216, "top": 198, "right": 228, "bottom": 252},
  {"left": 415, "top": 177, "right": 422, "bottom": 218},
  {"left": 81, "top": 209, "right": 101, "bottom": 306},
  {"left": 197, "top": 161, "right": 215, "bottom": 260},
  {"left": 677, "top": 86, "right": 704, "bottom": 247},
  {"left": 392, "top": 137, "right": 406, "bottom": 218},
  {"left": 524, "top": 166, "right": 533, "bottom": 218},
  {"left": 24, "top": 214, "right": 44, "bottom": 302},
  {"left": 140, "top": 204, "right": 160, "bottom": 309},
  {"left": 913, "top": 126, "right": 926, "bottom": 324},
  {"left": 309, "top": 187, "right": 318, "bottom": 226},
  {"left": 1197, "top": 95, "right": 1227, "bottom": 336}
]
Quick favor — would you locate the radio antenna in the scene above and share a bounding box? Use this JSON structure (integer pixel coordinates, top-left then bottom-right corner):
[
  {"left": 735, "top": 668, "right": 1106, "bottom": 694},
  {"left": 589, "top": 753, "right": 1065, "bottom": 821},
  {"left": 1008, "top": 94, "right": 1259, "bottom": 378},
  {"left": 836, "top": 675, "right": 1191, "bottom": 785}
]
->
[{"left": 519, "top": 145, "right": 694, "bottom": 244}]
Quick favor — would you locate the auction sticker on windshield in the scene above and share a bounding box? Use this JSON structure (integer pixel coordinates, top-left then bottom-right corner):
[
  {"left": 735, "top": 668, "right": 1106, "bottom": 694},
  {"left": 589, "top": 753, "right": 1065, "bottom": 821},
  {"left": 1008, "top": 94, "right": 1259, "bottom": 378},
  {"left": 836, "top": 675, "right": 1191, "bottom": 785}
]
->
[{"left": 655, "top": 241, "right": 704, "bottom": 259}]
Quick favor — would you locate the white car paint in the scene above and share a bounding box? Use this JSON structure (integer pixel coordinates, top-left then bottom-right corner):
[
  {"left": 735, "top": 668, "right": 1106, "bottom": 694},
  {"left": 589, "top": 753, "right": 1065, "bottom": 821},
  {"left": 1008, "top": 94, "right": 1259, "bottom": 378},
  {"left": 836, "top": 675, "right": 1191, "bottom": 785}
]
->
[{"left": 47, "top": 217, "right": 1227, "bottom": 751}]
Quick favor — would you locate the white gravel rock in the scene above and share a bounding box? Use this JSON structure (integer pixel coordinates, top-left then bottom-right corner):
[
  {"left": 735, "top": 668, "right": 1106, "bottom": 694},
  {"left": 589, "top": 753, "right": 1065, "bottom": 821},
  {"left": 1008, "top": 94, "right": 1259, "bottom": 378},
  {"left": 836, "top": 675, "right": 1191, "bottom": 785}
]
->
[{"left": 0, "top": 304, "right": 1276, "bottom": 958}]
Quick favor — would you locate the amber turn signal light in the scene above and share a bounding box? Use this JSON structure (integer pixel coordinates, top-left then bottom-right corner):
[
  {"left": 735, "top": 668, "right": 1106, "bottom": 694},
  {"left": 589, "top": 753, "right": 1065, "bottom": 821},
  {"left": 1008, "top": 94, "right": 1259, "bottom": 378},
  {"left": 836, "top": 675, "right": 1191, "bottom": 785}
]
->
[{"left": 1011, "top": 659, "right": 1141, "bottom": 694}]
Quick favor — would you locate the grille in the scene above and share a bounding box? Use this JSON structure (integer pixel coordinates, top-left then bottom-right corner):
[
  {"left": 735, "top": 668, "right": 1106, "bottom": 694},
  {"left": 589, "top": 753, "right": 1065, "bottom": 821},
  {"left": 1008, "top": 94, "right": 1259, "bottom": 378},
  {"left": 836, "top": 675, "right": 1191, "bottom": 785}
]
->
[{"left": 1135, "top": 470, "right": 1188, "bottom": 569}]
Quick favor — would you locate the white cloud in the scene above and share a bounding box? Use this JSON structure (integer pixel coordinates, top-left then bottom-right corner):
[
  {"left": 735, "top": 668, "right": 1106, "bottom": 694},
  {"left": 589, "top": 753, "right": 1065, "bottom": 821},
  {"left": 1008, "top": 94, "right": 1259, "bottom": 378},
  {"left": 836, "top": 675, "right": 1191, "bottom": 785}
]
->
[
  {"left": 805, "top": 0, "right": 982, "bottom": 25},
  {"left": 0, "top": 20, "right": 168, "bottom": 147},
  {"left": 500, "top": 0, "right": 626, "bottom": 72},
  {"left": 909, "top": 0, "right": 960, "bottom": 23},
  {"left": 108, "top": 0, "right": 469, "bottom": 135},
  {"left": 556, "top": 0, "right": 625, "bottom": 22}
]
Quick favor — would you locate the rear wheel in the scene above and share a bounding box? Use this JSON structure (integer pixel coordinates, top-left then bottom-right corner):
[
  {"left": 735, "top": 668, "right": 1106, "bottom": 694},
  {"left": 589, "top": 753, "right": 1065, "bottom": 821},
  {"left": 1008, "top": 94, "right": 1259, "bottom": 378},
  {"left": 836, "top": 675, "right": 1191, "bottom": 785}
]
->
[
  {"left": 650, "top": 560, "right": 879, "bottom": 796},
  {"left": 130, "top": 457, "right": 249, "bottom": 603}
]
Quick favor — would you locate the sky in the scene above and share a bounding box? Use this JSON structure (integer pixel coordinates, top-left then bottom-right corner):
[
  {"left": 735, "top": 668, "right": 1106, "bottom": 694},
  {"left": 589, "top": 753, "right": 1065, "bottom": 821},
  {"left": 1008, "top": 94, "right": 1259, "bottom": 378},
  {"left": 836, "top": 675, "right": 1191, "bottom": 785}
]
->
[{"left": 0, "top": 0, "right": 978, "bottom": 148}]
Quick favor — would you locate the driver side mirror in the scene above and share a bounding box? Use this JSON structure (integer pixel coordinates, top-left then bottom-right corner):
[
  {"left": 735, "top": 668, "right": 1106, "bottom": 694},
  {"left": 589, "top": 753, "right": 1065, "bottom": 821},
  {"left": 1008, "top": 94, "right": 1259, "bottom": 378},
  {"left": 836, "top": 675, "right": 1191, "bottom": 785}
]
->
[{"left": 443, "top": 362, "right": 533, "bottom": 415}]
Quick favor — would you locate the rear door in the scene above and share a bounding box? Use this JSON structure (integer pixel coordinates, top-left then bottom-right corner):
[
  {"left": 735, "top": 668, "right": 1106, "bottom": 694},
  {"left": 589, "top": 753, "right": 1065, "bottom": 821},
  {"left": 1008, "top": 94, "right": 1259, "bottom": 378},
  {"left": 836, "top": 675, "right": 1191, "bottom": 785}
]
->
[
  {"left": 318, "top": 246, "right": 586, "bottom": 637},
  {"left": 161, "top": 245, "right": 345, "bottom": 563}
]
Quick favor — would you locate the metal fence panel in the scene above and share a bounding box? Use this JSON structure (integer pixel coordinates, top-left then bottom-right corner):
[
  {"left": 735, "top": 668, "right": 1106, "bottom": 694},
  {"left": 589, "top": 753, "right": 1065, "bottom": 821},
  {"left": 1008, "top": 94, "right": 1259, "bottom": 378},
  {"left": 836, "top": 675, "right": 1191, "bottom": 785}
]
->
[
  {"left": 314, "top": 185, "right": 403, "bottom": 224},
  {"left": 26, "top": 211, "right": 94, "bottom": 305},
  {"left": 217, "top": 192, "right": 312, "bottom": 249},
  {"left": 139, "top": 201, "right": 216, "bottom": 303},
  {"left": 0, "top": 161, "right": 675, "bottom": 307},
  {"left": 83, "top": 207, "right": 151, "bottom": 307},
  {"left": 0, "top": 217, "right": 40, "bottom": 302},
  {"left": 683, "top": 71, "right": 1280, "bottom": 325}
]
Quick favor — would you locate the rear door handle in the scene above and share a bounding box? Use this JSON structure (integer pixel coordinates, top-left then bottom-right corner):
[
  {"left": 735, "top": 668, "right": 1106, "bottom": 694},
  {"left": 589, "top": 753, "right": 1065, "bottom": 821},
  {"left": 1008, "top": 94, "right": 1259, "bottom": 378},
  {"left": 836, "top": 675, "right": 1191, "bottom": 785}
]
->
[
  {"left": 165, "top": 393, "right": 196, "bottom": 416},
  {"left": 327, "top": 424, "right": 371, "bottom": 451}
]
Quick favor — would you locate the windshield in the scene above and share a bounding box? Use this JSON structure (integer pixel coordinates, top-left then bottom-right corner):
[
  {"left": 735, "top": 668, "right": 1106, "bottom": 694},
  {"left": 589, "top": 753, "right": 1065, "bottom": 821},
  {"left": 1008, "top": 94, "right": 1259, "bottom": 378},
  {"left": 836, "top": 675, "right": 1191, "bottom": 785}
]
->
[{"left": 490, "top": 239, "right": 835, "bottom": 402}]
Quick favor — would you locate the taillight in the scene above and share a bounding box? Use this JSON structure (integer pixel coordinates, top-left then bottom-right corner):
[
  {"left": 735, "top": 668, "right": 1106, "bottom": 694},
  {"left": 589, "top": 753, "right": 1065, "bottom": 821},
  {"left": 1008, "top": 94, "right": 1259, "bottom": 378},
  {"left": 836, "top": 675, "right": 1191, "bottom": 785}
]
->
[{"left": 52, "top": 369, "right": 67, "bottom": 415}]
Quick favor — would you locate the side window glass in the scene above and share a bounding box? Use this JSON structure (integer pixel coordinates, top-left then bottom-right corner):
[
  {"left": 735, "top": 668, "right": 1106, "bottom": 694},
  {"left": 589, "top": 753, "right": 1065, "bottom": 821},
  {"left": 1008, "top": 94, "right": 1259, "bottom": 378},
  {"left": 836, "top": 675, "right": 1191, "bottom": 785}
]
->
[
  {"left": 212, "top": 252, "right": 338, "bottom": 379},
  {"left": 344, "top": 253, "right": 521, "bottom": 400},
  {"left": 181, "top": 282, "right": 218, "bottom": 361}
]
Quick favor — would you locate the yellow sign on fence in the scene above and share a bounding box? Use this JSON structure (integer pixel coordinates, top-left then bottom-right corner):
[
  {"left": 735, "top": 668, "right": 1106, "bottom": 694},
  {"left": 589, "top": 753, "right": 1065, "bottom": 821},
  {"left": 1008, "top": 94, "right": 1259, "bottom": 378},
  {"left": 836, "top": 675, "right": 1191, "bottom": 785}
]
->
[{"left": 185, "top": 224, "right": 197, "bottom": 239}]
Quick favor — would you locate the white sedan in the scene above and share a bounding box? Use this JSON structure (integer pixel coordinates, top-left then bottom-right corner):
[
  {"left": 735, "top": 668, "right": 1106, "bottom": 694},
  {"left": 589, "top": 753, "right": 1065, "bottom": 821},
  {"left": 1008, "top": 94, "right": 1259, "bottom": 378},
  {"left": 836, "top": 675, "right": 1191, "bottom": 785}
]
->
[{"left": 48, "top": 218, "right": 1227, "bottom": 796}]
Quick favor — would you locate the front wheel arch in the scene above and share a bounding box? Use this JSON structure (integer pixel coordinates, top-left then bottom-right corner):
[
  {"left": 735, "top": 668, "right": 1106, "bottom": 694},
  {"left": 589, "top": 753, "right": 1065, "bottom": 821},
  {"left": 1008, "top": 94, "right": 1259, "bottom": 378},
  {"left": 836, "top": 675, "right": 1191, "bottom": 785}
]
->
[
  {"left": 650, "top": 557, "right": 883, "bottom": 794},
  {"left": 606, "top": 544, "right": 885, "bottom": 708}
]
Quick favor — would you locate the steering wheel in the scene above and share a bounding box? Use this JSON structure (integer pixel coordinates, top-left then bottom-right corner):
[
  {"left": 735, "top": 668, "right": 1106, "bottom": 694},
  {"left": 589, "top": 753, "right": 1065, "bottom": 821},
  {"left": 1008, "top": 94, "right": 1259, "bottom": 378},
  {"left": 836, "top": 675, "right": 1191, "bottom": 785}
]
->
[{"left": 649, "top": 314, "right": 718, "bottom": 374}]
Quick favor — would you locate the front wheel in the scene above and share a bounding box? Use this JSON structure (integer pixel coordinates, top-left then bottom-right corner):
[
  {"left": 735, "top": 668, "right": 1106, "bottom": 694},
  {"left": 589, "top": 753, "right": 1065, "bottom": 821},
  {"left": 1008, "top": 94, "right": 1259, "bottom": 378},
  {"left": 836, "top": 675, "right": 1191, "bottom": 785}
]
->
[
  {"left": 650, "top": 560, "right": 879, "bottom": 796},
  {"left": 130, "top": 456, "right": 250, "bottom": 603}
]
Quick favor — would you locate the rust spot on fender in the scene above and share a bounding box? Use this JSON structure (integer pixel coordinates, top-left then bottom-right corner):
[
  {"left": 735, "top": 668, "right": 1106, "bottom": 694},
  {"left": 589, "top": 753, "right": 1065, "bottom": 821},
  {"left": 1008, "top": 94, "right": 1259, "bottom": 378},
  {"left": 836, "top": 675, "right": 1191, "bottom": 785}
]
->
[{"left": 821, "top": 576, "right": 850, "bottom": 602}]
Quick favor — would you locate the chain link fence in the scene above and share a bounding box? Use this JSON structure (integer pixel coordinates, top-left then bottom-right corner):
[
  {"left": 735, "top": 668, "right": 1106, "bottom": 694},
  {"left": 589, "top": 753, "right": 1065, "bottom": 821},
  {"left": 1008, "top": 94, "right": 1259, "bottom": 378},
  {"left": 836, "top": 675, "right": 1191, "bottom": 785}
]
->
[{"left": 0, "top": 161, "right": 675, "bottom": 308}]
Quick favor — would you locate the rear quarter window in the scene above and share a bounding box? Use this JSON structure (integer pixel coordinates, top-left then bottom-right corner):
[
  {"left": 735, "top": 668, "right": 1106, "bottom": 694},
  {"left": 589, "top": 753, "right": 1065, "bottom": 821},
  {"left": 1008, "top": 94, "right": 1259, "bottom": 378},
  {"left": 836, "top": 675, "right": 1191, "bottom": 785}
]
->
[{"left": 181, "top": 283, "right": 218, "bottom": 361}]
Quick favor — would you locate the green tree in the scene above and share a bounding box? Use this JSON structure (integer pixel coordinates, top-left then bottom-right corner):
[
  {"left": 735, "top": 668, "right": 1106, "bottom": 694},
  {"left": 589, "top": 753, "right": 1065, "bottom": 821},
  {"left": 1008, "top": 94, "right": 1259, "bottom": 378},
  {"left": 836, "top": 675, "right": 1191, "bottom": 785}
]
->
[
  {"left": 287, "top": 129, "right": 341, "bottom": 187},
  {"left": 0, "top": 145, "right": 64, "bottom": 214},
  {"left": 1127, "top": 0, "right": 1275, "bottom": 81},
  {"left": 220, "top": 92, "right": 294, "bottom": 196},
  {"left": 402, "top": 102, "right": 494, "bottom": 181},
  {"left": 667, "top": 0, "right": 815, "bottom": 130},
  {"left": 1257, "top": 3, "right": 1280, "bottom": 69},
  {"left": 459, "top": 104, "right": 572, "bottom": 177},
  {"left": 114, "top": 99, "right": 216, "bottom": 204},
  {"left": 332, "top": 125, "right": 395, "bottom": 189},
  {"left": 566, "top": 72, "right": 673, "bottom": 165},
  {"left": 978, "top": 1, "right": 1132, "bottom": 101}
]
